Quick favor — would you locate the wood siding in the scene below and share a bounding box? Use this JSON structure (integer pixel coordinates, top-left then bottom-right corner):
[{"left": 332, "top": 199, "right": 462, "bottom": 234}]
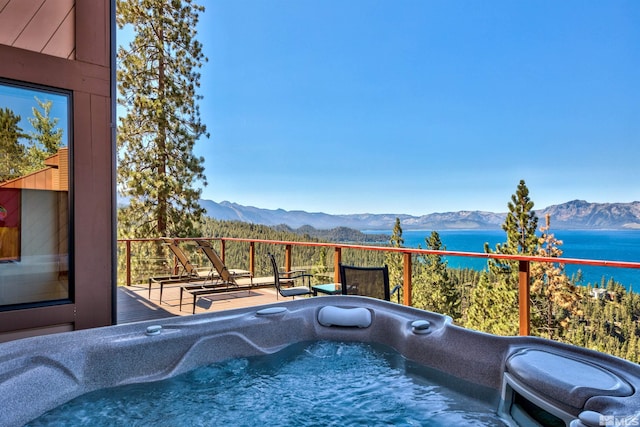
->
[{"left": 0, "top": 0, "right": 75, "bottom": 59}]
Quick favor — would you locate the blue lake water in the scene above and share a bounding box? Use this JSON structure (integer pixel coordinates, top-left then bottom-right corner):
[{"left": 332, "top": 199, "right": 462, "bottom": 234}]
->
[{"left": 364, "top": 229, "right": 640, "bottom": 291}]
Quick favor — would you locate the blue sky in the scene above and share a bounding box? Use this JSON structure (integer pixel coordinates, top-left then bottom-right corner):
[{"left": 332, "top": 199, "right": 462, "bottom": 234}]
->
[{"left": 136, "top": 1, "right": 639, "bottom": 216}]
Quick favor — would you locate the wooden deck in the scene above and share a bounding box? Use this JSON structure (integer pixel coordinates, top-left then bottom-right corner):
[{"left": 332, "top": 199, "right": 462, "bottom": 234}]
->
[{"left": 117, "top": 282, "right": 285, "bottom": 324}]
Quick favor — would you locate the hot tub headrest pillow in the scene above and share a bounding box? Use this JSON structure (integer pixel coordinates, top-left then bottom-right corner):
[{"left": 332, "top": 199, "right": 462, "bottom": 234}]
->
[{"left": 317, "top": 306, "right": 372, "bottom": 328}]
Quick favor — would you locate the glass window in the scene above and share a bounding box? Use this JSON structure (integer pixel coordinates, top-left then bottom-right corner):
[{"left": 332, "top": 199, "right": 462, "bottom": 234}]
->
[{"left": 0, "top": 79, "right": 71, "bottom": 309}]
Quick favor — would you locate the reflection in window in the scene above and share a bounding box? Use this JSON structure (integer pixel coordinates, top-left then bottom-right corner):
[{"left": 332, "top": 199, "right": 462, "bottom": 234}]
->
[{"left": 0, "top": 80, "right": 71, "bottom": 308}]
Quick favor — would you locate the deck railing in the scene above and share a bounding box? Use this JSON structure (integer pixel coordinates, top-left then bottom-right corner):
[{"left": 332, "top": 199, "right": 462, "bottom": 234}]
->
[{"left": 117, "top": 237, "right": 640, "bottom": 336}]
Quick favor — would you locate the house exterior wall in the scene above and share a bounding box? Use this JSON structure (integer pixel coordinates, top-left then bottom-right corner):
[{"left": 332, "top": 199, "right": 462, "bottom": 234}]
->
[
  {"left": 0, "top": 0, "right": 114, "bottom": 340},
  {"left": 0, "top": 0, "right": 75, "bottom": 60}
]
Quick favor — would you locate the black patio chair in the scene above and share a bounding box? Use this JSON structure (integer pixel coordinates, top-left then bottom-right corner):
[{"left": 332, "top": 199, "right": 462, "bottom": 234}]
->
[
  {"left": 267, "top": 253, "right": 313, "bottom": 299},
  {"left": 339, "top": 263, "right": 401, "bottom": 302}
]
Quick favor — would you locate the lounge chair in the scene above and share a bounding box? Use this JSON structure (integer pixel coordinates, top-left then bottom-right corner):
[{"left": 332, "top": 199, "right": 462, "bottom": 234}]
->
[
  {"left": 179, "top": 240, "right": 254, "bottom": 314},
  {"left": 268, "top": 253, "right": 313, "bottom": 300},
  {"left": 147, "top": 238, "right": 211, "bottom": 303},
  {"left": 194, "top": 239, "right": 252, "bottom": 284},
  {"left": 339, "top": 263, "right": 401, "bottom": 302}
]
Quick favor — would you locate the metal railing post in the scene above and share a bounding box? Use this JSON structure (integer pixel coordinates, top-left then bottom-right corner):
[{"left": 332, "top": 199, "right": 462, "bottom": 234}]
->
[
  {"left": 403, "top": 252, "right": 412, "bottom": 306},
  {"left": 519, "top": 260, "right": 531, "bottom": 336},
  {"left": 220, "top": 239, "right": 226, "bottom": 263}
]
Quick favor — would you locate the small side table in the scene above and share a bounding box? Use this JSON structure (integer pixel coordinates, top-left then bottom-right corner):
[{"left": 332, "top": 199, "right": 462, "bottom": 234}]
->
[{"left": 312, "top": 283, "right": 342, "bottom": 296}]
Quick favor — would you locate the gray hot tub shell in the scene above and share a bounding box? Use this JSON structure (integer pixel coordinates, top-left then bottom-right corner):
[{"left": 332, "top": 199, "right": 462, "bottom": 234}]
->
[{"left": 0, "top": 296, "right": 638, "bottom": 427}]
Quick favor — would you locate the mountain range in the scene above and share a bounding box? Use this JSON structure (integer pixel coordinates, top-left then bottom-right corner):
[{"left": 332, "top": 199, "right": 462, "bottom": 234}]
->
[{"left": 199, "top": 199, "right": 640, "bottom": 231}]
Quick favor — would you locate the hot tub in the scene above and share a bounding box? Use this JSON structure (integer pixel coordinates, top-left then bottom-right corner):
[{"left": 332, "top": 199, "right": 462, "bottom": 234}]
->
[{"left": 1, "top": 296, "right": 639, "bottom": 426}]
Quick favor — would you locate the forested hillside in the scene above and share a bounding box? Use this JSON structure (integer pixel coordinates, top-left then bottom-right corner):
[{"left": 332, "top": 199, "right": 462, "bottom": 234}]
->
[
  {"left": 199, "top": 219, "right": 388, "bottom": 277},
  {"left": 273, "top": 224, "right": 389, "bottom": 243}
]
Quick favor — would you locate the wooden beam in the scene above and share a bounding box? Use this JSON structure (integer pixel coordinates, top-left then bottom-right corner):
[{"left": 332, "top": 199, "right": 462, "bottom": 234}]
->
[
  {"left": 285, "top": 244, "right": 292, "bottom": 273},
  {"left": 334, "top": 247, "right": 341, "bottom": 284},
  {"left": 249, "top": 241, "right": 255, "bottom": 276},
  {"left": 403, "top": 252, "right": 412, "bottom": 306}
]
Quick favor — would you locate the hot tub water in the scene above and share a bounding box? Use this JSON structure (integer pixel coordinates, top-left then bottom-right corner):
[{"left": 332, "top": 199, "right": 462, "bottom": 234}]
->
[{"left": 27, "top": 341, "right": 506, "bottom": 426}]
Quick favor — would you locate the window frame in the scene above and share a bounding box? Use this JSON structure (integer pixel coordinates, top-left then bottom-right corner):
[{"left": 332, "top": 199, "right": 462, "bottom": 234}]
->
[{"left": 0, "top": 77, "right": 74, "bottom": 311}]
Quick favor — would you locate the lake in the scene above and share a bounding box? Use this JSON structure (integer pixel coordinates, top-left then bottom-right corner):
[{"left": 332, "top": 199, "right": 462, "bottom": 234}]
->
[{"left": 364, "top": 229, "right": 640, "bottom": 291}]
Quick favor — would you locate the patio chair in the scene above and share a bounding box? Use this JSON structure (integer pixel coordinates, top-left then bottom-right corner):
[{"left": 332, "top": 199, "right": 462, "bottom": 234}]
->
[
  {"left": 148, "top": 238, "right": 211, "bottom": 302},
  {"left": 193, "top": 239, "right": 252, "bottom": 284},
  {"left": 178, "top": 240, "right": 254, "bottom": 314},
  {"left": 268, "top": 253, "right": 313, "bottom": 299},
  {"left": 339, "top": 263, "right": 401, "bottom": 302}
]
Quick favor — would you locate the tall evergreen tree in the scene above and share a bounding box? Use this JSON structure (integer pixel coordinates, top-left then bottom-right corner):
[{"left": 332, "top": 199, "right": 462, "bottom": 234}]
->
[
  {"left": 413, "top": 231, "right": 461, "bottom": 321},
  {"left": 384, "top": 218, "right": 404, "bottom": 297},
  {"left": 26, "top": 97, "right": 64, "bottom": 173},
  {"left": 311, "top": 246, "right": 330, "bottom": 282},
  {"left": 469, "top": 180, "right": 539, "bottom": 335},
  {"left": 0, "top": 108, "right": 28, "bottom": 182},
  {"left": 116, "top": 0, "right": 209, "bottom": 238},
  {"left": 530, "top": 214, "right": 581, "bottom": 339},
  {"left": 485, "top": 179, "right": 539, "bottom": 274},
  {"left": 465, "top": 272, "right": 519, "bottom": 335},
  {"left": 28, "top": 97, "right": 63, "bottom": 154}
]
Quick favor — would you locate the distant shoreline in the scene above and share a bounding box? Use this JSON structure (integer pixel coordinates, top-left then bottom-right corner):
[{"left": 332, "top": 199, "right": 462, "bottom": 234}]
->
[{"left": 201, "top": 199, "right": 640, "bottom": 231}]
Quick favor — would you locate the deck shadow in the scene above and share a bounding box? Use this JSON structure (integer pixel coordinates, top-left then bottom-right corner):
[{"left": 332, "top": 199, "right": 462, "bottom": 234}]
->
[{"left": 117, "top": 286, "right": 177, "bottom": 324}]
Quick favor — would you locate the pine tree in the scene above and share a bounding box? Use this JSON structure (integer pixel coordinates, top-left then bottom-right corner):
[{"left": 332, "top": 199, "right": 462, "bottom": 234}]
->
[
  {"left": 486, "top": 179, "right": 539, "bottom": 273},
  {"left": 384, "top": 218, "right": 404, "bottom": 297},
  {"left": 413, "top": 231, "right": 461, "bottom": 321},
  {"left": 530, "top": 214, "right": 581, "bottom": 339},
  {"left": 116, "top": 0, "right": 209, "bottom": 238},
  {"left": 311, "top": 246, "right": 330, "bottom": 283},
  {"left": 0, "top": 108, "right": 28, "bottom": 182},
  {"left": 28, "top": 97, "right": 63, "bottom": 154},
  {"left": 471, "top": 179, "right": 539, "bottom": 335},
  {"left": 465, "top": 272, "right": 519, "bottom": 335},
  {"left": 25, "top": 97, "right": 64, "bottom": 173}
]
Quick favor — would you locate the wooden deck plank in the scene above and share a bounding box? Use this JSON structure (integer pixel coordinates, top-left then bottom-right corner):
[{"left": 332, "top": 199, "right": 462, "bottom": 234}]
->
[{"left": 117, "top": 286, "right": 177, "bottom": 324}]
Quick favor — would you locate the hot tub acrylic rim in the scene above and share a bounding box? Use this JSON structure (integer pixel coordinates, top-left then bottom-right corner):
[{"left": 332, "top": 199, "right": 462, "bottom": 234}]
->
[
  {"left": 0, "top": 297, "right": 453, "bottom": 426},
  {"left": 1, "top": 296, "right": 639, "bottom": 427}
]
